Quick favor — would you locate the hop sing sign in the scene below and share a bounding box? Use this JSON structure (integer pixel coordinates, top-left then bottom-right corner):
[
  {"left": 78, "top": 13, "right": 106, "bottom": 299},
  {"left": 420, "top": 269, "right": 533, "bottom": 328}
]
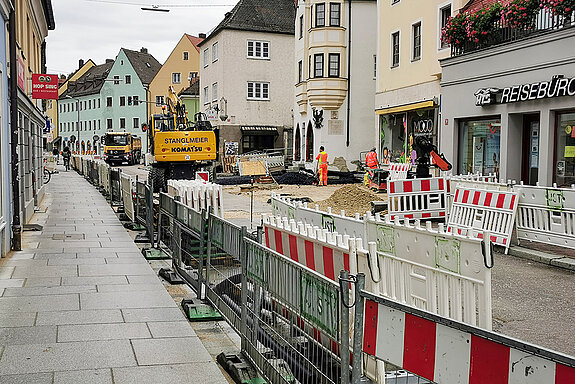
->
[{"left": 32, "top": 74, "right": 59, "bottom": 100}]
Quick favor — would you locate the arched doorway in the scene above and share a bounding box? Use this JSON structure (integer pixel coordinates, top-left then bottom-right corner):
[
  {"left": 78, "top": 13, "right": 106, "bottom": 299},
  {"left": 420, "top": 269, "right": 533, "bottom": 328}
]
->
[
  {"left": 306, "top": 122, "right": 314, "bottom": 162},
  {"left": 294, "top": 124, "right": 301, "bottom": 161}
]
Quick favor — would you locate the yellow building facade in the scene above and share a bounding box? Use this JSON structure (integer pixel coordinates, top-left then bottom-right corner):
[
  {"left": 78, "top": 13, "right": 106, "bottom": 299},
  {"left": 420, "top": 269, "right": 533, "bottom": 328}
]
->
[
  {"left": 149, "top": 34, "right": 203, "bottom": 119},
  {"left": 375, "top": 0, "right": 465, "bottom": 163}
]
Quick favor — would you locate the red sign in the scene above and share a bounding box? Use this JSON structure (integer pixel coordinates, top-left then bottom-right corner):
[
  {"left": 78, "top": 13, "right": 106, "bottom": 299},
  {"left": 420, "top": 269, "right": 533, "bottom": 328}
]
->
[
  {"left": 32, "top": 74, "right": 59, "bottom": 99},
  {"left": 17, "top": 57, "right": 25, "bottom": 91}
]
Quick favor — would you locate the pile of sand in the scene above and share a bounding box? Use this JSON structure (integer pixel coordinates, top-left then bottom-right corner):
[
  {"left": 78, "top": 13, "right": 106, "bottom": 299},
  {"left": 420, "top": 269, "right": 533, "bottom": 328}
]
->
[{"left": 316, "top": 184, "right": 383, "bottom": 216}]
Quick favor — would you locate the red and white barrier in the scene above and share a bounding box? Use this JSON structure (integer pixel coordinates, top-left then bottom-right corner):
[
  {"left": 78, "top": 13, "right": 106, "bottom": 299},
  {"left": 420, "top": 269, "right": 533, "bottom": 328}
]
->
[
  {"left": 448, "top": 187, "right": 518, "bottom": 252},
  {"left": 387, "top": 177, "right": 448, "bottom": 221},
  {"left": 387, "top": 162, "right": 411, "bottom": 180},
  {"left": 363, "top": 298, "right": 575, "bottom": 384}
]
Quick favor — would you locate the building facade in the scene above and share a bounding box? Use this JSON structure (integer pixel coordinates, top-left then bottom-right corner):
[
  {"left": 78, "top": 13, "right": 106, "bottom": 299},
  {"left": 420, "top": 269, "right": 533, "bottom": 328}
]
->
[
  {"left": 294, "top": 0, "right": 377, "bottom": 170},
  {"left": 149, "top": 34, "right": 203, "bottom": 118},
  {"left": 440, "top": 19, "right": 575, "bottom": 187},
  {"left": 0, "top": 0, "right": 11, "bottom": 256},
  {"left": 375, "top": 0, "right": 464, "bottom": 165},
  {"left": 199, "top": 0, "right": 295, "bottom": 156}
]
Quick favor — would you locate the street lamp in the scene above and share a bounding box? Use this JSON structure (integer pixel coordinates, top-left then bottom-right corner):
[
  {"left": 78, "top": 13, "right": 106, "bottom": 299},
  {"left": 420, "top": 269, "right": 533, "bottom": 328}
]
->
[{"left": 65, "top": 95, "right": 80, "bottom": 153}]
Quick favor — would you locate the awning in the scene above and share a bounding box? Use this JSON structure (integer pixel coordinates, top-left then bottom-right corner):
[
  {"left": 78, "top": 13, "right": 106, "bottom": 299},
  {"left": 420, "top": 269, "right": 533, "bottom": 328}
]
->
[
  {"left": 376, "top": 100, "right": 435, "bottom": 115},
  {"left": 240, "top": 126, "right": 279, "bottom": 135}
]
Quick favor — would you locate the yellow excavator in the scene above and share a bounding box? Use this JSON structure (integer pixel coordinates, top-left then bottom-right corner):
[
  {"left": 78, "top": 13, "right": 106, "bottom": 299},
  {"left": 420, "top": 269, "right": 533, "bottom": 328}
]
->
[{"left": 147, "top": 86, "right": 218, "bottom": 191}]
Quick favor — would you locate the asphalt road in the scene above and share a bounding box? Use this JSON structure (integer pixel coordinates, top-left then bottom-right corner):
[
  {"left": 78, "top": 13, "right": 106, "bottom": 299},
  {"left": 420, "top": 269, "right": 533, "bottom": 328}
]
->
[{"left": 116, "top": 165, "right": 575, "bottom": 357}]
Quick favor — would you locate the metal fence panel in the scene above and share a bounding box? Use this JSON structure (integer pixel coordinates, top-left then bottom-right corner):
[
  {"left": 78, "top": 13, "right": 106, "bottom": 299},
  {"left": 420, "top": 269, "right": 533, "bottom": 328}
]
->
[{"left": 120, "top": 173, "right": 135, "bottom": 222}]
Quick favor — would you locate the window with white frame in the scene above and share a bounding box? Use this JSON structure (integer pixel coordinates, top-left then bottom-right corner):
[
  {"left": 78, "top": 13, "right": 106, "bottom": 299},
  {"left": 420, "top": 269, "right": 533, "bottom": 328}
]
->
[
  {"left": 315, "top": 3, "right": 325, "bottom": 27},
  {"left": 156, "top": 96, "right": 164, "bottom": 106},
  {"left": 107, "top": 119, "right": 113, "bottom": 130},
  {"left": 212, "top": 42, "right": 218, "bottom": 62},
  {"left": 373, "top": 55, "right": 377, "bottom": 78},
  {"left": 440, "top": 4, "right": 452, "bottom": 49},
  {"left": 391, "top": 31, "right": 400, "bottom": 67},
  {"left": 247, "top": 40, "right": 270, "bottom": 59},
  {"left": 183, "top": 51, "right": 189, "bottom": 60},
  {"left": 203, "top": 87, "right": 209, "bottom": 104},
  {"left": 113, "top": 75, "right": 120, "bottom": 85},
  {"left": 107, "top": 97, "right": 113, "bottom": 107},
  {"left": 328, "top": 53, "right": 340, "bottom": 77},
  {"left": 330, "top": 3, "right": 340, "bottom": 26},
  {"left": 203, "top": 49, "right": 209, "bottom": 67},
  {"left": 298, "top": 60, "right": 303, "bottom": 83},
  {"left": 314, "top": 53, "right": 324, "bottom": 77},
  {"left": 247, "top": 82, "right": 269, "bottom": 100},
  {"left": 133, "top": 118, "right": 139, "bottom": 128},
  {"left": 412, "top": 22, "right": 421, "bottom": 60},
  {"left": 172, "top": 73, "right": 181, "bottom": 84},
  {"left": 212, "top": 83, "right": 218, "bottom": 102},
  {"left": 299, "top": 15, "right": 304, "bottom": 39},
  {"left": 120, "top": 118, "right": 126, "bottom": 129},
  {"left": 120, "top": 96, "right": 126, "bottom": 106},
  {"left": 125, "top": 74, "right": 131, "bottom": 84}
]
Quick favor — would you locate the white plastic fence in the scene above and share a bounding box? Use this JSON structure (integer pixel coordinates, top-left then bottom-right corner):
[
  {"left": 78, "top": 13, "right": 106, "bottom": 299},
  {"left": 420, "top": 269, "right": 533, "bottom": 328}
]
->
[
  {"left": 514, "top": 183, "right": 575, "bottom": 249},
  {"left": 446, "top": 174, "right": 511, "bottom": 215},
  {"left": 448, "top": 187, "right": 518, "bottom": 253},
  {"left": 120, "top": 173, "right": 135, "bottom": 222},
  {"left": 387, "top": 177, "right": 448, "bottom": 221},
  {"left": 270, "top": 192, "right": 366, "bottom": 240},
  {"left": 167, "top": 179, "right": 224, "bottom": 217},
  {"left": 364, "top": 213, "right": 492, "bottom": 329},
  {"left": 387, "top": 163, "right": 411, "bottom": 180}
]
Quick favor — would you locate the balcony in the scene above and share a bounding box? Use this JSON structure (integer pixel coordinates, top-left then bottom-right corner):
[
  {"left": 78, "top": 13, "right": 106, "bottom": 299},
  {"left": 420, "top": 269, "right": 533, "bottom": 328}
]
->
[{"left": 450, "top": 8, "right": 574, "bottom": 57}]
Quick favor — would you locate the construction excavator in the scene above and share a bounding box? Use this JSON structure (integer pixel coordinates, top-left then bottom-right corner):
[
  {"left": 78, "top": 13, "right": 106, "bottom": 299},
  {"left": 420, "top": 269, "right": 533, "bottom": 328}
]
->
[{"left": 147, "top": 86, "right": 218, "bottom": 192}]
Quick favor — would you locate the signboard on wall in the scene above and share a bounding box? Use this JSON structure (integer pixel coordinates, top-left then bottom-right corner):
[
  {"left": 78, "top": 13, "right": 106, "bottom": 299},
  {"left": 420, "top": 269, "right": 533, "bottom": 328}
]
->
[
  {"left": 17, "top": 57, "right": 25, "bottom": 91},
  {"left": 32, "top": 74, "right": 59, "bottom": 99}
]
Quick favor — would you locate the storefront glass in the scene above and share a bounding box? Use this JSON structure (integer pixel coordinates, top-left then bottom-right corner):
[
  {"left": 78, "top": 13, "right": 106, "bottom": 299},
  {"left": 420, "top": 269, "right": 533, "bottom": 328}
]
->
[
  {"left": 458, "top": 118, "right": 501, "bottom": 176},
  {"left": 555, "top": 112, "right": 575, "bottom": 187},
  {"left": 379, "top": 108, "right": 437, "bottom": 164}
]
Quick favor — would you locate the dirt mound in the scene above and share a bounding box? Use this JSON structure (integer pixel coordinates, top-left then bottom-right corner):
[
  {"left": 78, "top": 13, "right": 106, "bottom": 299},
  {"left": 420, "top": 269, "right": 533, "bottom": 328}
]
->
[{"left": 316, "top": 184, "right": 383, "bottom": 216}]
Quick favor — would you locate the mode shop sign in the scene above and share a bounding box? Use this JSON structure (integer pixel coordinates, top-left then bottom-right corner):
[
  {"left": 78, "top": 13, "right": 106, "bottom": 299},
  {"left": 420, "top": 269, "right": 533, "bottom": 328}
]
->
[
  {"left": 475, "top": 75, "right": 575, "bottom": 106},
  {"left": 32, "top": 74, "right": 59, "bottom": 100}
]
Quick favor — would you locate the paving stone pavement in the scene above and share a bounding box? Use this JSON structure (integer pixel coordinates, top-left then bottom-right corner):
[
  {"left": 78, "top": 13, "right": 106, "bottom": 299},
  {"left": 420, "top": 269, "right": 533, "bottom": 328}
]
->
[{"left": 0, "top": 169, "right": 229, "bottom": 383}]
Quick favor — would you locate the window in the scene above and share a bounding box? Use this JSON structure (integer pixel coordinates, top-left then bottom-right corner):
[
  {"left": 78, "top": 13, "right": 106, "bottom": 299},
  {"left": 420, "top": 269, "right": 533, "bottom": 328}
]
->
[
  {"left": 391, "top": 31, "right": 400, "bottom": 67},
  {"left": 373, "top": 54, "right": 377, "bottom": 78},
  {"left": 172, "top": 73, "right": 181, "bottom": 84},
  {"left": 183, "top": 51, "right": 189, "bottom": 60},
  {"left": 133, "top": 95, "right": 139, "bottom": 106},
  {"left": 299, "top": 15, "right": 304, "bottom": 39},
  {"left": 314, "top": 53, "right": 324, "bottom": 77},
  {"left": 107, "top": 119, "right": 113, "bottom": 130},
  {"left": 88, "top": 100, "right": 92, "bottom": 109},
  {"left": 440, "top": 4, "right": 452, "bottom": 49},
  {"left": 247, "top": 40, "right": 270, "bottom": 59},
  {"left": 120, "top": 96, "right": 125, "bottom": 106},
  {"left": 212, "top": 42, "right": 218, "bottom": 62},
  {"left": 125, "top": 75, "right": 131, "bottom": 84},
  {"left": 156, "top": 96, "right": 164, "bottom": 106},
  {"left": 212, "top": 83, "right": 218, "bottom": 102},
  {"left": 298, "top": 60, "right": 303, "bottom": 83},
  {"left": 556, "top": 112, "right": 575, "bottom": 186},
  {"left": 84, "top": 101, "right": 87, "bottom": 110},
  {"left": 203, "top": 49, "right": 209, "bottom": 67},
  {"left": 107, "top": 97, "right": 112, "bottom": 107},
  {"left": 127, "top": 96, "right": 133, "bottom": 106},
  {"left": 98, "top": 120, "right": 101, "bottom": 129},
  {"left": 113, "top": 75, "right": 120, "bottom": 85},
  {"left": 89, "top": 120, "right": 92, "bottom": 130},
  {"left": 120, "top": 118, "right": 126, "bottom": 129},
  {"left": 247, "top": 82, "right": 270, "bottom": 100},
  {"left": 459, "top": 118, "right": 501, "bottom": 176},
  {"left": 189, "top": 72, "right": 198, "bottom": 81},
  {"left": 328, "top": 53, "right": 340, "bottom": 77},
  {"left": 315, "top": 3, "right": 325, "bottom": 27},
  {"left": 203, "top": 87, "right": 209, "bottom": 104},
  {"left": 309, "top": 55, "right": 312, "bottom": 79},
  {"left": 330, "top": 3, "right": 340, "bottom": 26},
  {"left": 133, "top": 117, "right": 139, "bottom": 129},
  {"left": 412, "top": 22, "right": 421, "bottom": 61},
  {"left": 98, "top": 99, "right": 101, "bottom": 108}
]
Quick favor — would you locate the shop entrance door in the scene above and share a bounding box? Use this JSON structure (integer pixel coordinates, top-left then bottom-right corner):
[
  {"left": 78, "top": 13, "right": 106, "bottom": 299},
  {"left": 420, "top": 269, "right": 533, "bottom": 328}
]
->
[{"left": 521, "top": 114, "right": 540, "bottom": 185}]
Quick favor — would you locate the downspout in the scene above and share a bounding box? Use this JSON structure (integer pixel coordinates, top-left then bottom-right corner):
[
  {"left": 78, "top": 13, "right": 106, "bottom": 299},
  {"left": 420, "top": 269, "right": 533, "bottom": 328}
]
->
[
  {"left": 346, "top": 0, "right": 352, "bottom": 147},
  {"left": 9, "top": 7, "right": 22, "bottom": 250}
]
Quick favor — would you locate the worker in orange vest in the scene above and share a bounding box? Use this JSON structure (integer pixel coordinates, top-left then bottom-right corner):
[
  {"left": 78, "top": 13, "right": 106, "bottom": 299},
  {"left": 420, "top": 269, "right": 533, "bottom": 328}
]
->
[
  {"left": 365, "top": 147, "right": 379, "bottom": 169},
  {"left": 316, "top": 146, "right": 328, "bottom": 186}
]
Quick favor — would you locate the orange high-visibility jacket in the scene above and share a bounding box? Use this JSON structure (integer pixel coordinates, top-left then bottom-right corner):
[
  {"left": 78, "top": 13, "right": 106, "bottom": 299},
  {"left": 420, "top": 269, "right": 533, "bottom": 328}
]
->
[
  {"left": 316, "top": 151, "right": 328, "bottom": 165},
  {"left": 365, "top": 151, "right": 378, "bottom": 168}
]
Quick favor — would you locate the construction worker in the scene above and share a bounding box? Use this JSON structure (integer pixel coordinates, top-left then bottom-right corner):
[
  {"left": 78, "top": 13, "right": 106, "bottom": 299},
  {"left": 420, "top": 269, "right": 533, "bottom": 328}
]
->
[
  {"left": 365, "top": 147, "right": 379, "bottom": 169},
  {"left": 316, "top": 146, "right": 328, "bottom": 186}
]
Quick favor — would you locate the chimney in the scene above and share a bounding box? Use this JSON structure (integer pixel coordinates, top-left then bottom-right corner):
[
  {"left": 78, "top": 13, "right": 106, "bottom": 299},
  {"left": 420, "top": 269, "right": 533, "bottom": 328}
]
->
[
  {"left": 140, "top": 47, "right": 148, "bottom": 54},
  {"left": 106, "top": 59, "right": 114, "bottom": 64},
  {"left": 199, "top": 33, "right": 206, "bottom": 39},
  {"left": 78, "top": 59, "right": 84, "bottom": 69}
]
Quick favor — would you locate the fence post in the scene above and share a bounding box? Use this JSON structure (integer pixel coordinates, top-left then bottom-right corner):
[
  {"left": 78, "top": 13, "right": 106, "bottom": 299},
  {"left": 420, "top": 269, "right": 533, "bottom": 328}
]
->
[
  {"left": 205, "top": 208, "right": 213, "bottom": 288},
  {"left": 197, "top": 209, "right": 207, "bottom": 300},
  {"left": 340, "top": 270, "right": 351, "bottom": 384},
  {"left": 240, "top": 226, "right": 248, "bottom": 352},
  {"left": 351, "top": 273, "right": 366, "bottom": 384}
]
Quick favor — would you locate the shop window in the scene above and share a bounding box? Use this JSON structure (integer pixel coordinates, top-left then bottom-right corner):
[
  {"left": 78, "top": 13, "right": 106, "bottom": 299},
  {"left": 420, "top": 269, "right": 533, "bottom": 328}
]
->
[
  {"left": 556, "top": 112, "right": 575, "bottom": 186},
  {"left": 458, "top": 118, "right": 501, "bottom": 176}
]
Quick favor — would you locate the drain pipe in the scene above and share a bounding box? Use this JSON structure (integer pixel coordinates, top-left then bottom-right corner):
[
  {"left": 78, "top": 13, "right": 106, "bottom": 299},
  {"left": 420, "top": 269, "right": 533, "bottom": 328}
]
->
[
  {"left": 9, "top": 8, "right": 22, "bottom": 251},
  {"left": 346, "top": 0, "right": 352, "bottom": 147}
]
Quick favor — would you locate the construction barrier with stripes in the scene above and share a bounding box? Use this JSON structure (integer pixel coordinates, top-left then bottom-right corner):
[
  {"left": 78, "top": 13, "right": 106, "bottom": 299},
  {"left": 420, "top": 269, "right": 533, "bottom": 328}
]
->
[{"left": 387, "top": 177, "right": 448, "bottom": 221}]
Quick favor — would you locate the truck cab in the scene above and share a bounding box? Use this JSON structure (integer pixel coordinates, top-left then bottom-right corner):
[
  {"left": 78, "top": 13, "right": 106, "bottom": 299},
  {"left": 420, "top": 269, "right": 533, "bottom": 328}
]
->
[{"left": 103, "top": 132, "right": 142, "bottom": 165}]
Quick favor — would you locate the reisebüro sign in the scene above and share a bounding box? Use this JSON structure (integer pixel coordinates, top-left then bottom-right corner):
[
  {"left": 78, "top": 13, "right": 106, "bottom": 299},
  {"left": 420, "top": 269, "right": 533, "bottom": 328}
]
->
[{"left": 475, "top": 75, "right": 575, "bottom": 106}]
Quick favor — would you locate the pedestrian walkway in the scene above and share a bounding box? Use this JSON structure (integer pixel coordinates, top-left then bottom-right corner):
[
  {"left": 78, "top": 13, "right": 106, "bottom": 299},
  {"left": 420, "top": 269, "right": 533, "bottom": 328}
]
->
[{"left": 0, "top": 168, "right": 228, "bottom": 383}]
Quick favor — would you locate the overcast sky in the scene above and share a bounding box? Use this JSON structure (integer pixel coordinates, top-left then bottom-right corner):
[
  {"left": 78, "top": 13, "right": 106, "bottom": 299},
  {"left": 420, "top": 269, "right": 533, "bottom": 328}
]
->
[{"left": 46, "top": 0, "right": 236, "bottom": 76}]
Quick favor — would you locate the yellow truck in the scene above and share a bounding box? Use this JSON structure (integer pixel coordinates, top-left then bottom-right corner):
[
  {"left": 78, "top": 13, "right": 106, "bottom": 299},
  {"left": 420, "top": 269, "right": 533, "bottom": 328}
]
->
[{"left": 103, "top": 132, "right": 142, "bottom": 165}]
